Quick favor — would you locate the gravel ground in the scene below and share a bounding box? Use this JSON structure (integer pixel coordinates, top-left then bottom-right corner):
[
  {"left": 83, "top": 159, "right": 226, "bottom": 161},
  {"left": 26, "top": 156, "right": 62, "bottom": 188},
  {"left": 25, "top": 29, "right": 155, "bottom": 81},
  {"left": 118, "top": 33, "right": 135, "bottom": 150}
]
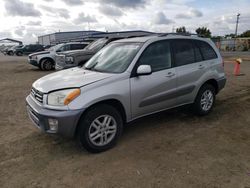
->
[{"left": 0, "top": 53, "right": 250, "bottom": 188}]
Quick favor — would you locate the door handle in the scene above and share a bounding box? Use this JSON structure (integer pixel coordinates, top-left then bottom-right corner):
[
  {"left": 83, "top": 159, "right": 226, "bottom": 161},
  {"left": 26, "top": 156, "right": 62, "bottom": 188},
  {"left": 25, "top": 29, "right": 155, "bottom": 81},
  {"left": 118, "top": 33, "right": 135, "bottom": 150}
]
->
[
  {"left": 198, "top": 64, "right": 205, "bottom": 69},
  {"left": 166, "top": 72, "right": 175, "bottom": 78}
]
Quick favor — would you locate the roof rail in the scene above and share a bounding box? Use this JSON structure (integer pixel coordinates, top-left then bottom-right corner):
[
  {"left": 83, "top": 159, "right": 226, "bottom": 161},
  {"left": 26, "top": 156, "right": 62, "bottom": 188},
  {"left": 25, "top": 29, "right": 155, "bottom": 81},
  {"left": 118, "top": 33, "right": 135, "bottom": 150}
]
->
[{"left": 158, "top": 33, "right": 202, "bottom": 37}]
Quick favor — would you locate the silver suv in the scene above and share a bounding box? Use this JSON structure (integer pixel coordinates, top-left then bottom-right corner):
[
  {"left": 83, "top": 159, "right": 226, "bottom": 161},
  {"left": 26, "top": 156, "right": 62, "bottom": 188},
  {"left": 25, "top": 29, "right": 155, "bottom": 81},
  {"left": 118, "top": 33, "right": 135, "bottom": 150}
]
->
[{"left": 26, "top": 34, "right": 226, "bottom": 153}]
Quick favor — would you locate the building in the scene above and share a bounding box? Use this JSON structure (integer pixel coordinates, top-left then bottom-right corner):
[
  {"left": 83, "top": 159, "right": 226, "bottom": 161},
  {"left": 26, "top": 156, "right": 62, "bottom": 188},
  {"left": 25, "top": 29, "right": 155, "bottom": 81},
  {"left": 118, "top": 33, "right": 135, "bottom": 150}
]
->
[
  {"left": 220, "top": 37, "right": 250, "bottom": 51},
  {"left": 38, "top": 30, "right": 156, "bottom": 46},
  {"left": 38, "top": 31, "right": 102, "bottom": 46}
]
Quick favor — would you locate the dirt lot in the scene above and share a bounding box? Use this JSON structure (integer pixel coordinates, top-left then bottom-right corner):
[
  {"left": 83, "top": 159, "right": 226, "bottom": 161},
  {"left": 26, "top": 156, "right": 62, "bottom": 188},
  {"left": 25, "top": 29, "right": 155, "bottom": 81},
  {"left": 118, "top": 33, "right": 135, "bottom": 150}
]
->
[{"left": 0, "top": 53, "right": 250, "bottom": 188}]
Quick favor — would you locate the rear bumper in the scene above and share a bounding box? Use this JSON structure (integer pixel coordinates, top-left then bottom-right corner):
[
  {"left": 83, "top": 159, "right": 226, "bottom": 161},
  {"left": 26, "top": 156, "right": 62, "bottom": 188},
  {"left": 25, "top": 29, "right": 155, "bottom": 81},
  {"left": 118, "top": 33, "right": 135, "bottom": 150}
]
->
[
  {"left": 217, "top": 77, "right": 226, "bottom": 92},
  {"left": 26, "top": 95, "right": 85, "bottom": 138}
]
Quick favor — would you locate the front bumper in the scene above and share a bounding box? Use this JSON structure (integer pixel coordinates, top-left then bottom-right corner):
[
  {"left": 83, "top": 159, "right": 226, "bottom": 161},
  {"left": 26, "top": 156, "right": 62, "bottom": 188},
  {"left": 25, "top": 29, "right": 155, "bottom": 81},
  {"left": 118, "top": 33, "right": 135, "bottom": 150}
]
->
[
  {"left": 26, "top": 95, "right": 84, "bottom": 138},
  {"left": 28, "top": 59, "right": 39, "bottom": 67},
  {"left": 55, "top": 63, "right": 75, "bottom": 70}
]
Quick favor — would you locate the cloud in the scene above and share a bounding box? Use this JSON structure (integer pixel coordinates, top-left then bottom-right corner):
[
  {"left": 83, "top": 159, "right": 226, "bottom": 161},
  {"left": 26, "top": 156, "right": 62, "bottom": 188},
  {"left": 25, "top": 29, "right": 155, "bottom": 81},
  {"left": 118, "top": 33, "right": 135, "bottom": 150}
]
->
[
  {"left": 190, "top": 9, "right": 202, "bottom": 17},
  {"left": 61, "top": 0, "right": 83, "bottom": 6},
  {"left": 27, "top": 21, "right": 42, "bottom": 26},
  {"left": 14, "top": 26, "right": 26, "bottom": 37},
  {"left": 4, "top": 0, "right": 41, "bottom": 17},
  {"left": 73, "top": 13, "right": 97, "bottom": 24},
  {"left": 99, "top": 0, "right": 146, "bottom": 9},
  {"left": 40, "top": 5, "right": 70, "bottom": 19},
  {"left": 153, "top": 12, "right": 173, "bottom": 25},
  {"left": 175, "top": 9, "right": 203, "bottom": 19},
  {"left": 99, "top": 5, "right": 123, "bottom": 17},
  {"left": 0, "top": 31, "right": 12, "bottom": 39}
]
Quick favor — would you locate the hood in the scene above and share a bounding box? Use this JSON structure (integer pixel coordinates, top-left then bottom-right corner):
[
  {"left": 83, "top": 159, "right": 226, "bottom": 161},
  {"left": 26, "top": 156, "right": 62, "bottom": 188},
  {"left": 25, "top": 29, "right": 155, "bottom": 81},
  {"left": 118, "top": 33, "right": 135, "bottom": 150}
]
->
[
  {"left": 59, "top": 49, "right": 94, "bottom": 56},
  {"left": 29, "top": 51, "right": 50, "bottom": 56},
  {"left": 33, "top": 67, "right": 113, "bottom": 93}
]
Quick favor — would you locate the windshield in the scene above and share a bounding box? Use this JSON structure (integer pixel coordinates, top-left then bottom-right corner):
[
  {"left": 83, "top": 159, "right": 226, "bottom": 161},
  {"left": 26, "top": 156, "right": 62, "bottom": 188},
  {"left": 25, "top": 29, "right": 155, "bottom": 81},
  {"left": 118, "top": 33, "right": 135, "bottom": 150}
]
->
[
  {"left": 49, "top": 44, "right": 64, "bottom": 52},
  {"left": 85, "top": 38, "right": 107, "bottom": 51},
  {"left": 84, "top": 42, "right": 141, "bottom": 73}
]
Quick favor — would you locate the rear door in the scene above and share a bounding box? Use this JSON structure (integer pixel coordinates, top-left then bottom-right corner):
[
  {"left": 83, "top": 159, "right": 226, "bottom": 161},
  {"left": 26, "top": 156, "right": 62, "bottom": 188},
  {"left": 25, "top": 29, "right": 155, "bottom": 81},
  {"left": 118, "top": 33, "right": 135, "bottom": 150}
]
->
[
  {"left": 172, "top": 39, "right": 206, "bottom": 105},
  {"left": 130, "top": 40, "right": 177, "bottom": 119}
]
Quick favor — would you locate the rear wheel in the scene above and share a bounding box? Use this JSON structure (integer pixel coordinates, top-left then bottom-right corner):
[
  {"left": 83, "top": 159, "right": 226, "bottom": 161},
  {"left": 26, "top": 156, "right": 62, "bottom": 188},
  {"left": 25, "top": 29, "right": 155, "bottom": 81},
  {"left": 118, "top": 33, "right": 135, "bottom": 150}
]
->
[
  {"left": 40, "top": 59, "right": 54, "bottom": 71},
  {"left": 77, "top": 104, "right": 123, "bottom": 153},
  {"left": 16, "top": 51, "right": 23, "bottom": 56},
  {"left": 9, "top": 51, "right": 14, "bottom": 56},
  {"left": 193, "top": 84, "right": 215, "bottom": 115}
]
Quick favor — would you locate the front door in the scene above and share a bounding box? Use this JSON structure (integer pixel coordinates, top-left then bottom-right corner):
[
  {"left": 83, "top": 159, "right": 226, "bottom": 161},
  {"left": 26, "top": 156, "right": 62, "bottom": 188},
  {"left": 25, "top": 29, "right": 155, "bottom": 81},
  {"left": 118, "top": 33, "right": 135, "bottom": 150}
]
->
[{"left": 130, "top": 40, "right": 177, "bottom": 119}]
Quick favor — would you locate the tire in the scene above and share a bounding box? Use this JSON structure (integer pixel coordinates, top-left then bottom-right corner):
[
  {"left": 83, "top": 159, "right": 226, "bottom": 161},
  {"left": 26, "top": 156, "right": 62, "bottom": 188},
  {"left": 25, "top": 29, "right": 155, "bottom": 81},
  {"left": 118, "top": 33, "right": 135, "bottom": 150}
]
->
[
  {"left": 40, "top": 59, "right": 54, "bottom": 71},
  {"left": 76, "top": 104, "right": 123, "bottom": 153},
  {"left": 16, "top": 51, "right": 23, "bottom": 56},
  {"left": 193, "top": 84, "right": 216, "bottom": 116},
  {"left": 9, "top": 51, "right": 14, "bottom": 56}
]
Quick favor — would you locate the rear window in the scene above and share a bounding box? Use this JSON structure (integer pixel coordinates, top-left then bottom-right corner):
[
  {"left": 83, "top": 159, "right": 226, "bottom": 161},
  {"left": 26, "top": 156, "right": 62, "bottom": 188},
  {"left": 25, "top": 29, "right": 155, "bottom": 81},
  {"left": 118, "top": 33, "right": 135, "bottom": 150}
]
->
[{"left": 195, "top": 40, "right": 217, "bottom": 60}]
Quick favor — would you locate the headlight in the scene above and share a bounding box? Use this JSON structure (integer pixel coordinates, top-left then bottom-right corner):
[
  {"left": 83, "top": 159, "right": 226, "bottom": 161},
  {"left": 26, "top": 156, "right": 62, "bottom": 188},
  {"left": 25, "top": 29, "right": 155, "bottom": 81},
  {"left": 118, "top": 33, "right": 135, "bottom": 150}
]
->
[
  {"left": 47, "top": 88, "right": 81, "bottom": 106},
  {"left": 65, "top": 56, "right": 74, "bottom": 64},
  {"left": 31, "top": 55, "right": 37, "bottom": 60}
]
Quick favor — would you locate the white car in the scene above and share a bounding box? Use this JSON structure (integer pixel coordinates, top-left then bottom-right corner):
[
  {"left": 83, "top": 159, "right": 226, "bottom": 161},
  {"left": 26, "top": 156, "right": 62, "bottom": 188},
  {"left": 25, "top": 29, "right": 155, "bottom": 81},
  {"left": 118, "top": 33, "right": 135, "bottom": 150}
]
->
[{"left": 28, "top": 42, "right": 89, "bottom": 71}]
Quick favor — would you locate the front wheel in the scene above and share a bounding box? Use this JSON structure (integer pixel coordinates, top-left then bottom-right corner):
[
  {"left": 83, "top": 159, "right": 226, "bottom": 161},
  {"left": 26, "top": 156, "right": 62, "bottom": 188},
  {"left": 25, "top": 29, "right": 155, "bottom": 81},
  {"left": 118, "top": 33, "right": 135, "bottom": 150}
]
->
[
  {"left": 77, "top": 104, "right": 123, "bottom": 153},
  {"left": 40, "top": 59, "right": 54, "bottom": 71},
  {"left": 193, "top": 84, "right": 216, "bottom": 116}
]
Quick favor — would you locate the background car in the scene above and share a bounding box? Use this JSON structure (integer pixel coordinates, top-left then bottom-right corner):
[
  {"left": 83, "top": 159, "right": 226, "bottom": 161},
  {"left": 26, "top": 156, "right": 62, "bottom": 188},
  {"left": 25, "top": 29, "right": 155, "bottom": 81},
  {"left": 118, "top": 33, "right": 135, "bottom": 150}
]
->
[
  {"left": 28, "top": 42, "right": 90, "bottom": 70},
  {"left": 55, "top": 37, "right": 125, "bottom": 70},
  {"left": 14, "top": 44, "right": 45, "bottom": 56},
  {"left": 6, "top": 45, "right": 23, "bottom": 56}
]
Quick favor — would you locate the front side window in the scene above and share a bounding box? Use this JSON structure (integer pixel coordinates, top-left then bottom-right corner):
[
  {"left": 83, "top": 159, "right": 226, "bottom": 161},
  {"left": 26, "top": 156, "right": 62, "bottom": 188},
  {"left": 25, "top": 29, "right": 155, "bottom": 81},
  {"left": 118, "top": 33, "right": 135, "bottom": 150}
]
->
[
  {"left": 172, "top": 40, "right": 195, "bottom": 67},
  {"left": 138, "top": 41, "right": 172, "bottom": 72},
  {"left": 84, "top": 42, "right": 141, "bottom": 73}
]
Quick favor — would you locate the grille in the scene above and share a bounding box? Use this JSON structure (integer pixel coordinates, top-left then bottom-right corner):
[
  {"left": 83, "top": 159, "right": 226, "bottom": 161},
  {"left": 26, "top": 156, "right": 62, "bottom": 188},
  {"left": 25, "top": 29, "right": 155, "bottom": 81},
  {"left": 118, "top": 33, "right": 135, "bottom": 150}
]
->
[{"left": 31, "top": 88, "right": 44, "bottom": 103}]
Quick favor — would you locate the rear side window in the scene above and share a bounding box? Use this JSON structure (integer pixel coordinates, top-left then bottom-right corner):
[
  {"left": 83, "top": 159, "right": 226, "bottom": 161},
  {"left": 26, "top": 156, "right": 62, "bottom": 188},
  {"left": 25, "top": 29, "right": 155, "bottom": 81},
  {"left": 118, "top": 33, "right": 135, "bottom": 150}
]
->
[
  {"left": 71, "top": 44, "right": 87, "bottom": 50},
  {"left": 138, "top": 41, "right": 172, "bottom": 72},
  {"left": 172, "top": 40, "right": 195, "bottom": 66},
  {"left": 195, "top": 41, "right": 217, "bottom": 60}
]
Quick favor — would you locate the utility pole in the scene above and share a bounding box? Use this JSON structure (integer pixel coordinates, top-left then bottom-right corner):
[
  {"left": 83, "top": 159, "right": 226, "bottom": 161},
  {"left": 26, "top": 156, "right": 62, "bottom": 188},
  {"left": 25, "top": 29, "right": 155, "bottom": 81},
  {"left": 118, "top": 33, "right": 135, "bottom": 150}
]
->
[
  {"left": 234, "top": 13, "right": 240, "bottom": 50},
  {"left": 235, "top": 13, "right": 240, "bottom": 37}
]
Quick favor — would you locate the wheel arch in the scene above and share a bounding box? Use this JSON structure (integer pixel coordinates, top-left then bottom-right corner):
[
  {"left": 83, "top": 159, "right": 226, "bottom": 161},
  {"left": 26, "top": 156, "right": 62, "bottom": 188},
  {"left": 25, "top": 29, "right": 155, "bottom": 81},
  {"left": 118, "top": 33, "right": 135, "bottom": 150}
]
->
[
  {"left": 39, "top": 57, "right": 55, "bottom": 67},
  {"left": 74, "top": 99, "right": 127, "bottom": 137},
  {"left": 201, "top": 79, "right": 219, "bottom": 94}
]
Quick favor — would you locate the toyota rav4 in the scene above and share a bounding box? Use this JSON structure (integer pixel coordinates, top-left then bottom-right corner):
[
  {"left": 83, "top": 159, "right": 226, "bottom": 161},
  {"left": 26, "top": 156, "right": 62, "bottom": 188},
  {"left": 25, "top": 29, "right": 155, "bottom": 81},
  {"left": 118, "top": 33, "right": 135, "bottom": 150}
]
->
[{"left": 26, "top": 34, "right": 226, "bottom": 153}]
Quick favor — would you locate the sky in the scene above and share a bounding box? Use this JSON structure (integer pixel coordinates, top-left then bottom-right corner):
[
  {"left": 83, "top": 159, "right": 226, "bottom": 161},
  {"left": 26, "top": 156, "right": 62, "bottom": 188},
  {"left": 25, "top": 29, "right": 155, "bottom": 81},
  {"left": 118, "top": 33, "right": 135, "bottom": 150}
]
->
[{"left": 0, "top": 0, "right": 249, "bottom": 43}]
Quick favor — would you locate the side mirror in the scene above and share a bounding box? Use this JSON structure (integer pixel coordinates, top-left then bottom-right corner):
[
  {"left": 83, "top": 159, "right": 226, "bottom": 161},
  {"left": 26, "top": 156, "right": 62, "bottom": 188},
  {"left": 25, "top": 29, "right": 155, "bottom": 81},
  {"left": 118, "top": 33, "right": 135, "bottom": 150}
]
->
[{"left": 136, "top": 65, "right": 152, "bottom": 76}]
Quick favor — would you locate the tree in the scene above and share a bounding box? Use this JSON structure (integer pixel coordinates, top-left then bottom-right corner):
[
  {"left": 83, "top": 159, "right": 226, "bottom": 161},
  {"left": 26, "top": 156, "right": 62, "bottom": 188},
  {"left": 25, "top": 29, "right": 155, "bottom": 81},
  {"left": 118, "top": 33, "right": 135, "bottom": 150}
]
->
[
  {"left": 240, "top": 30, "right": 250, "bottom": 37},
  {"left": 196, "top": 27, "right": 211, "bottom": 38},
  {"left": 176, "top": 26, "right": 188, "bottom": 34}
]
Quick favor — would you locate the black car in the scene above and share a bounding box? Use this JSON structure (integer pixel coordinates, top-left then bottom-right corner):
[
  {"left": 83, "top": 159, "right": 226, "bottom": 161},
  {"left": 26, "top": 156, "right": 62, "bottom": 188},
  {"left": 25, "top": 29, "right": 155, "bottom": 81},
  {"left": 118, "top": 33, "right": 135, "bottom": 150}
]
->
[{"left": 14, "top": 44, "right": 45, "bottom": 56}]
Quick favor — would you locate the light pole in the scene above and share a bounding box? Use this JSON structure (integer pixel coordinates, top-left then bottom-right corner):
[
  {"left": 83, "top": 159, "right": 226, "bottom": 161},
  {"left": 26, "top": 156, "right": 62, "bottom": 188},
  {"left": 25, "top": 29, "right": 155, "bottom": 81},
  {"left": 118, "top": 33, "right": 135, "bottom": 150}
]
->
[{"left": 234, "top": 13, "right": 240, "bottom": 50}]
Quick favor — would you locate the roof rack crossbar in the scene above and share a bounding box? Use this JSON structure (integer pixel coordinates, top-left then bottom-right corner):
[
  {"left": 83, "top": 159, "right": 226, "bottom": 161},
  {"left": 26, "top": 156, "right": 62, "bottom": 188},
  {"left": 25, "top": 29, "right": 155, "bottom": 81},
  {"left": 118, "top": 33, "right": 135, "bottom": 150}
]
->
[{"left": 158, "top": 33, "right": 202, "bottom": 37}]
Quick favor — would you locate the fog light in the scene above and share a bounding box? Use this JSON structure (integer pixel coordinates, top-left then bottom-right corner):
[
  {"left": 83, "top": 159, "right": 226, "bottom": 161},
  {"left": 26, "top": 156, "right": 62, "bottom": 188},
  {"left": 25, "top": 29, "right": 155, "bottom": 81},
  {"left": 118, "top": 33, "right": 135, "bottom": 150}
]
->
[{"left": 48, "top": 118, "right": 58, "bottom": 132}]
